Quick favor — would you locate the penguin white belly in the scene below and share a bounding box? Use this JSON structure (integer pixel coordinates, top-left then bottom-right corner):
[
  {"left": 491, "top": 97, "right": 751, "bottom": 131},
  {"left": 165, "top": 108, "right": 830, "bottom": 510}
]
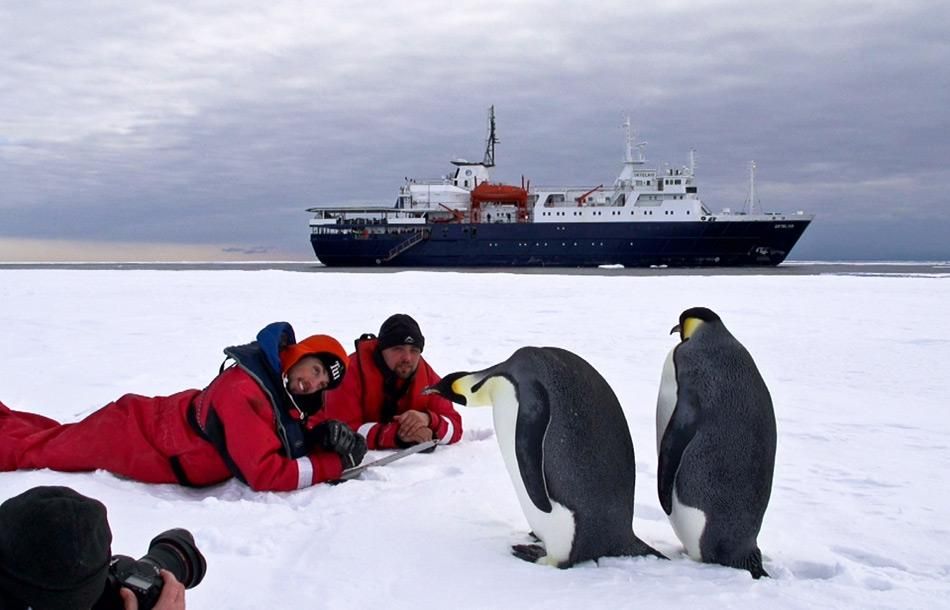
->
[
  {"left": 489, "top": 380, "right": 576, "bottom": 566},
  {"left": 656, "top": 348, "right": 678, "bottom": 453},
  {"left": 670, "top": 487, "right": 706, "bottom": 561}
]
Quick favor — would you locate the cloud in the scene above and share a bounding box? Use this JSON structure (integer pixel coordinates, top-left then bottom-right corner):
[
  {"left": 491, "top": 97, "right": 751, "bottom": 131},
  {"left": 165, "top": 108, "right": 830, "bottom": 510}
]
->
[{"left": 1, "top": 0, "right": 948, "bottom": 260}]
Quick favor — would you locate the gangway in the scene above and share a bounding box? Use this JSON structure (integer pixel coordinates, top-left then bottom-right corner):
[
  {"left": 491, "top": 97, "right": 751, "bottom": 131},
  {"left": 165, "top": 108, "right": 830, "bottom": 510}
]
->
[{"left": 376, "top": 229, "right": 431, "bottom": 264}]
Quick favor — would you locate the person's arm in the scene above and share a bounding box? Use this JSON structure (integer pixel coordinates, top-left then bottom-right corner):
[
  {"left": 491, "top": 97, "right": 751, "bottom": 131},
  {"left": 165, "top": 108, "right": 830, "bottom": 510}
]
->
[
  {"left": 206, "top": 374, "right": 343, "bottom": 491},
  {"left": 120, "top": 570, "right": 185, "bottom": 610},
  {"left": 323, "top": 352, "right": 403, "bottom": 450},
  {"left": 417, "top": 365, "right": 463, "bottom": 445},
  {"left": 359, "top": 420, "right": 403, "bottom": 449},
  {"left": 389, "top": 364, "right": 463, "bottom": 447},
  {"left": 320, "top": 357, "right": 366, "bottom": 433},
  {"left": 393, "top": 410, "right": 433, "bottom": 444}
]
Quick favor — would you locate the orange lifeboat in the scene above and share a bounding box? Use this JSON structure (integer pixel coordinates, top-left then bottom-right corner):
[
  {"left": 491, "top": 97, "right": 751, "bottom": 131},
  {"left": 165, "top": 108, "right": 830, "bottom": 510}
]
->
[{"left": 470, "top": 182, "right": 529, "bottom": 223}]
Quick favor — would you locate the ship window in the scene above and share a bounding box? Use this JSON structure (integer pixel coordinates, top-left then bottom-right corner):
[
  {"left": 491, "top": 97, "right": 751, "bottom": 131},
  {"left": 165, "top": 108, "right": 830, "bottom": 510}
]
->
[{"left": 464, "top": 180, "right": 469, "bottom": 188}]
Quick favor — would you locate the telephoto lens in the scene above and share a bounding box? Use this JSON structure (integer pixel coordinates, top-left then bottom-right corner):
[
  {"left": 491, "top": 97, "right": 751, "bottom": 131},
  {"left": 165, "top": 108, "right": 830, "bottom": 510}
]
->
[
  {"left": 141, "top": 528, "right": 207, "bottom": 588},
  {"left": 93, "top": 528, "right": 207, "bottom": 610}
]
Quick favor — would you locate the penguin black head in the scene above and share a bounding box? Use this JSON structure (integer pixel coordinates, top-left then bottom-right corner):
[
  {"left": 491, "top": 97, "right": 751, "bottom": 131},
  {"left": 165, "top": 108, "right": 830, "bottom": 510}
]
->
[
  {"left": 671, "top": 307, "right": 722, "bottom": 340},
  {"left": 422, "top": 371, "right": 472, "bottom": 405}
]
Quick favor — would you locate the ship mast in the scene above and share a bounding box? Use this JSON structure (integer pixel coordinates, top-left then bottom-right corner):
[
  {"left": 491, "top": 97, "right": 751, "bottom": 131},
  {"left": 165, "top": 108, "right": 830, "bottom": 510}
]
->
[
  {"left": 482, "top": 105, "right": 498, "bottom": 168},
  {"left": 746, "top": 160, "right": 757, "bottom": 214},
  {"left": 623, "top": 116, "right": 646, "bottom": 163},
  {"left": 616, "top": 116, "right": 647, "bottom": 188}
]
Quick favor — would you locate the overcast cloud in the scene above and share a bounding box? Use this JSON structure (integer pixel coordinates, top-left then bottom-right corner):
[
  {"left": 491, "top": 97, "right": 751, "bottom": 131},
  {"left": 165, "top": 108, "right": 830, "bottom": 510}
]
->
[{"left": 2, "top": 0, "right": 948, "bottom": 260}]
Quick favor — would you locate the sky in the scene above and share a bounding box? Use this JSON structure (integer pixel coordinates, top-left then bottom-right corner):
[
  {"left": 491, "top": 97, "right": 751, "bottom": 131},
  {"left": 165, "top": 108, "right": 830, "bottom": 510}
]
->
[
  {"left": 2, "top": 1, "right": 948, "bottom": 262},
  {"left": 1, "top": 269, "right": 948, "bottom": 608}
]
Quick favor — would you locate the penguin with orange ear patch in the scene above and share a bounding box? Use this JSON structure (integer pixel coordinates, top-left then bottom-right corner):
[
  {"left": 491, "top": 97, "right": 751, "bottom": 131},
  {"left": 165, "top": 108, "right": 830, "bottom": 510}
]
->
[
  {"left": 657, "top": 307, "right": 776, "bottom": 578},
  {"left": 425, "top": 346, "right": 664, "bottom": 568}
]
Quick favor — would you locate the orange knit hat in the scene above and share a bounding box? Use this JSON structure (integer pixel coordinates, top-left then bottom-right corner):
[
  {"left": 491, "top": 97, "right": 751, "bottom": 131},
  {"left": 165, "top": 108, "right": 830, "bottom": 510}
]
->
[{"left": 280, "top": 335, "right": 348, "bottom": 388}]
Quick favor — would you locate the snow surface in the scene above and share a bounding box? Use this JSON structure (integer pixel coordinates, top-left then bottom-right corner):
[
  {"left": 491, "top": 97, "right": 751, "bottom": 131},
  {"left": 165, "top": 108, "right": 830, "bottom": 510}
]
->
[{"left": 1, "top": 269, "right": 948, "bottom": 609}]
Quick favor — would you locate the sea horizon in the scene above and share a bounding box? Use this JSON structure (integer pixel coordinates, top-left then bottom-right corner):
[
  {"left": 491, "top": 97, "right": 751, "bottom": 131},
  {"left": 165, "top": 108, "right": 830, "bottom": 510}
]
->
[{"left": 2, "top": 259, "right": 948, "bottom": 277}]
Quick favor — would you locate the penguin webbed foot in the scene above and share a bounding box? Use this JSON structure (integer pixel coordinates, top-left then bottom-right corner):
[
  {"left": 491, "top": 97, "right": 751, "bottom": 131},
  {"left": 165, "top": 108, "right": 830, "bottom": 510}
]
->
[
  {"left": 726, "top": 548, "right": 769, "bottom": 579},
  {"left": 511, "top": 543, "right": 548, "bottom": 564}
]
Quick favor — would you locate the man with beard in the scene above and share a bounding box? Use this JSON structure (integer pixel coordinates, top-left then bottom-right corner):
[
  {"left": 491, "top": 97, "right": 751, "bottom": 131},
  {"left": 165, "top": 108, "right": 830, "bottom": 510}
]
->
[{"left": 322, "top": 314, "right": 463, "bottom": 450}]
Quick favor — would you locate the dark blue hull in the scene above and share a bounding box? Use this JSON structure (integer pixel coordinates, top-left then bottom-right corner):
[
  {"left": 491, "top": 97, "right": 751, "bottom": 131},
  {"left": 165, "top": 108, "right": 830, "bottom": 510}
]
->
[{"left": 310, "top": 219, "right": 811, "bottom": 267}]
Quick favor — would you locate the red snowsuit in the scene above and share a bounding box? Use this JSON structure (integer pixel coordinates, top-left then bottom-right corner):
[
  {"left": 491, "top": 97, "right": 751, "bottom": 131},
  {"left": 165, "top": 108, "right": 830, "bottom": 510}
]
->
[
  {"left": 0, "top": 324, "right": 345, "bottom": 491},
  {"left": 322, "top": 337, "right": 463, "bottom": 449}
]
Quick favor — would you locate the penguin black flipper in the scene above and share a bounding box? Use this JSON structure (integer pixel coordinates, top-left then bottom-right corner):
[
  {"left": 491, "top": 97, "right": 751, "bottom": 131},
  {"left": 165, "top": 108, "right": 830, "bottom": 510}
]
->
[
  {"left": 658, "top": 382, "right": 700, "bottom": 515},
  {"left": 514, "top": 379, "right": 553, "bottom": 513}
]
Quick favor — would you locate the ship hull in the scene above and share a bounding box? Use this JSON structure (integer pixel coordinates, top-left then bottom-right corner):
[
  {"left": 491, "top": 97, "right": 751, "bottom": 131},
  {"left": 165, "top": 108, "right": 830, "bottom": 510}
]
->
[{"left": 310, "top": 219, "right": 812, "bottom": 267}]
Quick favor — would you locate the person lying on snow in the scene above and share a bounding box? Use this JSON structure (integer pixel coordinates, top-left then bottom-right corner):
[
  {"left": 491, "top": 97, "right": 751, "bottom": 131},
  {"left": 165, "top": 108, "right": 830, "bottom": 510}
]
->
[
  {"left": 323, "top": 313, "right": 463, "bottom": 450},
  {"left": 0, "top": 322, "right": 366, "bottom": 491}
]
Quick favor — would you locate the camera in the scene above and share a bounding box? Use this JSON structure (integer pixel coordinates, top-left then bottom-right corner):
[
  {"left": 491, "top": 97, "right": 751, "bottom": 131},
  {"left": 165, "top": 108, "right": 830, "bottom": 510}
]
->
[{"left": 93, "top": 528, "right": 206, "bottom": 610}]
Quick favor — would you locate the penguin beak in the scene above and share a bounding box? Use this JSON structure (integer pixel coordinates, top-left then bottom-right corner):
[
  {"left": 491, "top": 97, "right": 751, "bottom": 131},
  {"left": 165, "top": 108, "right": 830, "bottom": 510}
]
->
[
  {"left": 422, "top": 377, "right": 469, "bottom": 406},
  {"left": 670, "top": 323, "right": 681, "bottom": 336}
]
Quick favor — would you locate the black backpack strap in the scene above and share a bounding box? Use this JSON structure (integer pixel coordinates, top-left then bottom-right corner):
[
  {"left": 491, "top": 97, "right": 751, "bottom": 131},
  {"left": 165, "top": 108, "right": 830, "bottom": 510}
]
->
[{"left": 355, "top": 333, "right": 376, "bottom": 351}]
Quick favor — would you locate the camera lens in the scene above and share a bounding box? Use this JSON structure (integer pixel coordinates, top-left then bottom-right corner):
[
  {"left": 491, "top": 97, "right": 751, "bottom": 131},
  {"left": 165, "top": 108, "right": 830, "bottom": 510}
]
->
[{"left": 139, "top": 528, "right": 207, "bottom": 588}]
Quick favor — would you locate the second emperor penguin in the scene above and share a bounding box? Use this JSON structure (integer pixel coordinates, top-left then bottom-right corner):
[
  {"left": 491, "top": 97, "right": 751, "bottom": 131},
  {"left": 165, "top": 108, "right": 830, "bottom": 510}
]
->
[
  {"left": 424, "top": 346, "right": 664, "bottom": 568},
  {"left": 657, "top": 307, "right": 776, "bottom": 578}
]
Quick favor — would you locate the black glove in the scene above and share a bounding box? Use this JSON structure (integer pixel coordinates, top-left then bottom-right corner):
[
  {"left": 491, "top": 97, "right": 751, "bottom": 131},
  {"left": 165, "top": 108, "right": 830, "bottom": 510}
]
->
[{"left": 309, "top": 420, "right": 367, "bottom": 469}]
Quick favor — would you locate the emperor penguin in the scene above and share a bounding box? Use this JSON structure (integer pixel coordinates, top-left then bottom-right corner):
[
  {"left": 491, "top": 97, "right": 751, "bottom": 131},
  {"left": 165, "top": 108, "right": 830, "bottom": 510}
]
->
[
  {"left": 656, "top": 307, "right": 776, "bottom": 578},
  {"left": 423, "top": 346, "right": 664, "bottom": 568}
]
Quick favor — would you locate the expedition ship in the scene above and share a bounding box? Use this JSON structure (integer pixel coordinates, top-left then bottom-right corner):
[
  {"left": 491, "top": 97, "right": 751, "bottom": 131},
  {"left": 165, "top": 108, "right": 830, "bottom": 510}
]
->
[{"left": 306, "top": 109, "right": 812, "bottom": 267}]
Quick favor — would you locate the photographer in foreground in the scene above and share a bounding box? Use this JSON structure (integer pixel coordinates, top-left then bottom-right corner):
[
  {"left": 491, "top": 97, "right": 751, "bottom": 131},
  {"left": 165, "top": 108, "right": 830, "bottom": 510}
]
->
[{"left": 0, "top": 486, "right": 193, "bottom": 610}]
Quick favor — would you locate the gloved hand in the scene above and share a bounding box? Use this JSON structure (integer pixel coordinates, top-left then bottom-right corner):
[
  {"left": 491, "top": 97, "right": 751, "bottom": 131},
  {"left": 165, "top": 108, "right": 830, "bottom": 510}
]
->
[{"left": 309, "top": 420, "right": 367, "bottom": 469}]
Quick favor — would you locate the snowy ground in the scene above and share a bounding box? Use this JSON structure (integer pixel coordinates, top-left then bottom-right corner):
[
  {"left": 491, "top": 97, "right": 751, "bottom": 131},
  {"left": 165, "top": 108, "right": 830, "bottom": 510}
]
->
[{"left": 1, "top": 269, "right": 948, "bottom": 609}]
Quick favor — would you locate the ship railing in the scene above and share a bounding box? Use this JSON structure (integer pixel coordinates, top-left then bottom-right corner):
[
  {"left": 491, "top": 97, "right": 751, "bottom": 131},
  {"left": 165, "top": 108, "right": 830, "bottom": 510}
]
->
[{"left": 307, "top": 207, "right": 432, "bottom": 223}]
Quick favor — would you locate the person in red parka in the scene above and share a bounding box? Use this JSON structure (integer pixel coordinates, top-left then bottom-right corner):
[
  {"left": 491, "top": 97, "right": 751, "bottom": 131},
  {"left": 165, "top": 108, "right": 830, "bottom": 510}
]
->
[
  {"left": 0, "top": 322, "right": 366, "bottom": 492},
  {"left": 322, "top": 313, "right": 463, "bottom": 450}
]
